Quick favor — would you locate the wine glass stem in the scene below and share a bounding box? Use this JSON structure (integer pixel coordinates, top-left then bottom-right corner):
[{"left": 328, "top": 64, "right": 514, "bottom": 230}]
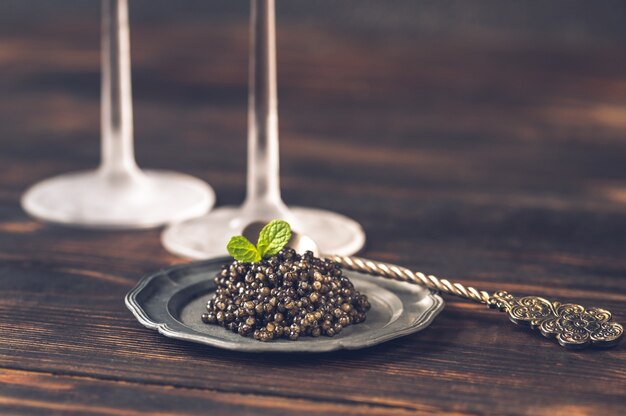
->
[
  {"left": 244, "top": 0, "right": 284, "bottom": 209},
  {"left": 100, "top": 0, "right": 140, "bottom": 178}
]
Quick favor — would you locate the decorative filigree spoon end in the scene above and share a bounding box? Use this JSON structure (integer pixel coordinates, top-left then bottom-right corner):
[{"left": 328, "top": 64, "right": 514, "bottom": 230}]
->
[{"left": 330, "top": 256, "right": 624, "bottom": 350}]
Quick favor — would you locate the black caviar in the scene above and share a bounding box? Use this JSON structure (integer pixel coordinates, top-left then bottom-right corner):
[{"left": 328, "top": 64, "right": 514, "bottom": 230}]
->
[{"left": 202, "top": 248, "right": 370, "bottom": 341}]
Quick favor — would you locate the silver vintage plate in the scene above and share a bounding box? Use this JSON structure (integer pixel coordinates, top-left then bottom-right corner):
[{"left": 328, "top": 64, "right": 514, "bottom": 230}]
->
[{"left": 125, "top": 258, "right": 444, "bottom": 353}]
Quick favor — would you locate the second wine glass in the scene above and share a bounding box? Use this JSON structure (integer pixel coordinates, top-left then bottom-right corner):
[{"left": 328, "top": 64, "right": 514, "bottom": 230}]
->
[{"left": 162, "top": 0, "right": 365, "bottom": 258}]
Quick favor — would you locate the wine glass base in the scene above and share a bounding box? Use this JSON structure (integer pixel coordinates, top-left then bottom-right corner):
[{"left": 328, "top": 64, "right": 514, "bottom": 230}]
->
[
  {"left": 21, "top": 170, "right": 215, "bottom": 229},
  {"left": 161, "top": 205, "right": 366, "bottom": 259}
]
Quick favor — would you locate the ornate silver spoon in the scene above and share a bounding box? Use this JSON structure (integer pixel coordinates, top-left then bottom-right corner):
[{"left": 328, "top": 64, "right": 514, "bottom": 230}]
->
[{"left": 243, "top": 222, "right": 624, "bottom": 349}]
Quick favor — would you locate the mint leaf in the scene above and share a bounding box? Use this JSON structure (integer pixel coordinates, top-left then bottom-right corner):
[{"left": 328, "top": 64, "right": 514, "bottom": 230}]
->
[
  {"left": 257, "top": 219, "right": 291, "bottom": 258},
  {"left": 227, "top": 236, "right": 261, "bottom": 262}
]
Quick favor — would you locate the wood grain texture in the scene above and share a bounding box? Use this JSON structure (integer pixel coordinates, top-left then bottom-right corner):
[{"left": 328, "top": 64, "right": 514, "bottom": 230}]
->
[
  {"left": 1, "top": 4, "right": 626, "bottom": 415},
  {"left": 0, "top": 368, "right": 416, "bottom": 416}
]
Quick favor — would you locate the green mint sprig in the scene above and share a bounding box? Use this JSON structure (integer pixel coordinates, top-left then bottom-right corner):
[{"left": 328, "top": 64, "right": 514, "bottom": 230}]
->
[{"left": 226, "top": 219, "right": 291, "bottom": 262}]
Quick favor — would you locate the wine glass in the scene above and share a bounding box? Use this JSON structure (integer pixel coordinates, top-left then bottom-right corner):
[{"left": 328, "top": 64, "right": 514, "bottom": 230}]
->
[
  {"left": 162, "top": 0, "right": 365, "bottom": 258},
  {"left": 21, "top": 0, "right": 215, "bottom": 229}
]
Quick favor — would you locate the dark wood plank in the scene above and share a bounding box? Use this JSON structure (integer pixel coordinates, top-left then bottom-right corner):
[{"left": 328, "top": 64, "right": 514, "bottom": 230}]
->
[
  {"left": 0, "top": 3, "right": 625, "bottom": 415},
  {"left": 0, "top": 368, "right": 414, "bottom": 416}
]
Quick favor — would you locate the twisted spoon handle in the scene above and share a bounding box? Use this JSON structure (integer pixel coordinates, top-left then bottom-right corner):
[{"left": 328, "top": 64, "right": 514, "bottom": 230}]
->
[{"left": 328, "top": 255, "right": 624, "bottom": 350}]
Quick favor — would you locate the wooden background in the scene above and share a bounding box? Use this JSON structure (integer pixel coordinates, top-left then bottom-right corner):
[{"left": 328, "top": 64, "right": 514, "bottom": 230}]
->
[{"left": 1, "top": 1, "right": 625, "bottom": 414}]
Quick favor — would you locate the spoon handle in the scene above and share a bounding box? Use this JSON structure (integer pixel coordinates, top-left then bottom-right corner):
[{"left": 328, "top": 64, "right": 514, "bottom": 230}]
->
[{"left": 328, "top": 255, "right": 624, "bottom": 350}]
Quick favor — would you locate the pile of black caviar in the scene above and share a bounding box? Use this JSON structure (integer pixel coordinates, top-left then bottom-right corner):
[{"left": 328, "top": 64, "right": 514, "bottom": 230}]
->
[{"left": 202, "top": 248, "right": 370, "bottom": 341}]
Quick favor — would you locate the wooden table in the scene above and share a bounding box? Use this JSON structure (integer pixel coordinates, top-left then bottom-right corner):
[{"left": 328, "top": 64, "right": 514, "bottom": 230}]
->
[{"left": 1, "top": 4, "right": 625, "bottom": 415}]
